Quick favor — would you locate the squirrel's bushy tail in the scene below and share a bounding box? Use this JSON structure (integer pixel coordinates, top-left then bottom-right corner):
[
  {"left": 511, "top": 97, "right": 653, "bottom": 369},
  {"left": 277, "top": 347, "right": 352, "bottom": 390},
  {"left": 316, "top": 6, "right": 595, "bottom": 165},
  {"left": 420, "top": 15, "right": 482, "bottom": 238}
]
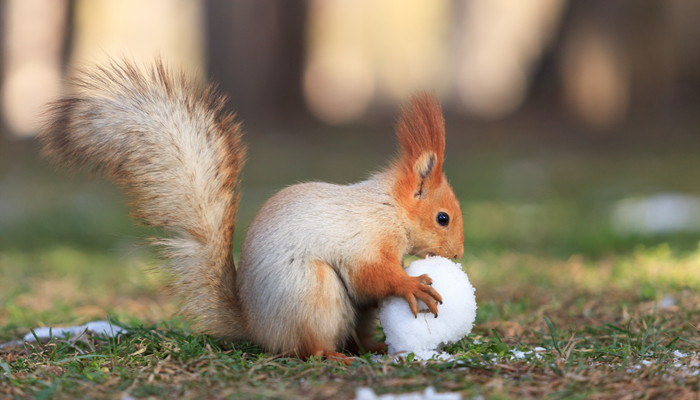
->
[{"left": 40, "top": 60, "right": 248, "bottom": 339}]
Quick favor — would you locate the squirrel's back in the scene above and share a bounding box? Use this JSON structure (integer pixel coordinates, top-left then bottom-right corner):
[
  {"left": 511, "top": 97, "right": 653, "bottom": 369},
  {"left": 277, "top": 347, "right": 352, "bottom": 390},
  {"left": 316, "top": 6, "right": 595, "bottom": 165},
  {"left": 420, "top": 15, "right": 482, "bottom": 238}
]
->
[
  {"left": 237, "top": 174, "right": 410, "bottom": 354},
  {"left": 40, "top": 60, "right": 249, "bottom": 339}
]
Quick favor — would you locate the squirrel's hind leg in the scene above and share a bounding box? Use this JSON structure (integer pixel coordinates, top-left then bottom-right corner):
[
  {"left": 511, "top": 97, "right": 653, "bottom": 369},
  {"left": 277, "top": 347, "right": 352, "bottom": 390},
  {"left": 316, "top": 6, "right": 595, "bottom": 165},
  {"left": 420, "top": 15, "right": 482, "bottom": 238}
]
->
[
  {"left": 344, "top": 305, "right": 388, "bottom": 355},
  {"left": 290, "top": 261, "right": 356, "bottom": 362},
  {"left": 305, "top": 350, "right": 356, "bottom": 366}
]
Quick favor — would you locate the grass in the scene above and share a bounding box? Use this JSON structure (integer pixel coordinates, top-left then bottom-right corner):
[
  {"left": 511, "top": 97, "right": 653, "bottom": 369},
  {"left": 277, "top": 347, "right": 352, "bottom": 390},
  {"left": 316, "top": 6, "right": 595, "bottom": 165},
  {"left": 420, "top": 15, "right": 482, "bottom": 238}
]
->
[
  {"left": 1, "top": 131, "right": 699, "bottom": 399},
  {"left": 1, "top": 269, "right": 698, "bottom": 399}
]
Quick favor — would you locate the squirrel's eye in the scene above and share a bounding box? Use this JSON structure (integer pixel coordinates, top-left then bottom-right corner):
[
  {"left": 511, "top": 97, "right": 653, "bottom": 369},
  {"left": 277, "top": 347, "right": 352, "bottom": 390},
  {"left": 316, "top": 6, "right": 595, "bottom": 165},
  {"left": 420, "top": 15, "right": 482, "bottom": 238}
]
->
[{"left": 436, "top": 211, "right": 449, "bottom": 227}]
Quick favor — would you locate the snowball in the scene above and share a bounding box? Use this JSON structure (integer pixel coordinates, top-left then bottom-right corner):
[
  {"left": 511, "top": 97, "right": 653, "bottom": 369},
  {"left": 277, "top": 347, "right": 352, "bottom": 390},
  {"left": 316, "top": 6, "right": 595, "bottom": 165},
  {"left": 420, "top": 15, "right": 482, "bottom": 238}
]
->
[{"left": 379, "top": 257, "right": 476, "bottom": 356}]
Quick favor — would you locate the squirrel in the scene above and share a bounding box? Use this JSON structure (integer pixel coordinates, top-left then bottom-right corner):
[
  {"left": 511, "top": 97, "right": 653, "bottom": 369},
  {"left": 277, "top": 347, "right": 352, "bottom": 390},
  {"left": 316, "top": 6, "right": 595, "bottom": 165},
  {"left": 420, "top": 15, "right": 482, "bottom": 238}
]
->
[{"left": 39, "top": 60, "right": 464, "bottom": 362}]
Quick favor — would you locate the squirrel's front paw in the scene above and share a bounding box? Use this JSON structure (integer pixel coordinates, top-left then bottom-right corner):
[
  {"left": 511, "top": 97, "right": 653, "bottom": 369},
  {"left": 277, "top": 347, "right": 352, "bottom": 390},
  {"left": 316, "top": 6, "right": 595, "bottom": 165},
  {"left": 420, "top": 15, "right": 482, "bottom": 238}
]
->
[{"left": 400, "top": 274, "right": 443, "bottom": 317}]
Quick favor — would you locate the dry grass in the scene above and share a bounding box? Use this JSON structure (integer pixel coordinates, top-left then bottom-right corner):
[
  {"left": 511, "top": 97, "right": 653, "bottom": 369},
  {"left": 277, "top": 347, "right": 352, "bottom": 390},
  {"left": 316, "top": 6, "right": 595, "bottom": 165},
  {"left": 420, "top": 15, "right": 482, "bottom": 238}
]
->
[{"left": 1, "top": 247, "right": 698, "bottom": 399}]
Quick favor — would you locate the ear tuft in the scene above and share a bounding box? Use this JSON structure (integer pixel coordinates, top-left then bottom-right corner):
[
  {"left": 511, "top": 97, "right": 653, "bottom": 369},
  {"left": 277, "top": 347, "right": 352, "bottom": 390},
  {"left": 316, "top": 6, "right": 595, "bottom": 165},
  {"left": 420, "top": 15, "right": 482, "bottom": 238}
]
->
[
  {"left": 394, "top": 93, "right": 445, "bottom": 179},
  {"left": 392, "top": 93, "right": 446, "bottom": 198}
]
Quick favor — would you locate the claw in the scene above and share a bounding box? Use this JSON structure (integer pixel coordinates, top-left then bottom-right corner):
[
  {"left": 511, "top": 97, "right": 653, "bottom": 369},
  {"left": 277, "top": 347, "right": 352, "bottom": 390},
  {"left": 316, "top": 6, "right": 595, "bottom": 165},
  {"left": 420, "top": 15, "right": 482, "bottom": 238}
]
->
[
  {"left": 400, "top": 274, "right": 442, "bottom": 317},
  {"left": 406, "top": 294, "right": 419, "bottom": 316},
  {"left": 417, "top": 274, "right": 433, "bottom": 286}
]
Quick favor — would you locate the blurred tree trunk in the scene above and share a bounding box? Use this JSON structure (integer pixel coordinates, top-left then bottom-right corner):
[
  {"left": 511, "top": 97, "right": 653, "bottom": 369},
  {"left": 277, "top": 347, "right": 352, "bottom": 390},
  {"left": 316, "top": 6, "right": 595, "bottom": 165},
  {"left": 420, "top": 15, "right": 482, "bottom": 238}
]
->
[{"left": 205, "top": 0, "right": 308, "bottom": 125}]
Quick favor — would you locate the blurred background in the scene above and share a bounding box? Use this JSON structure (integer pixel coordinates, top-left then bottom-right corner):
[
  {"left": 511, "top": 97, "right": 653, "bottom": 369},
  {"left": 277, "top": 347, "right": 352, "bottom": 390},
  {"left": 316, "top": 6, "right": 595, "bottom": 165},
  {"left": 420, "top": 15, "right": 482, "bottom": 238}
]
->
[
  {"left": 0, "top": 0, "right": 698, "bottom": 329},
  {"left": 3, "top": 0, "right": 700, "bottom": 132}
]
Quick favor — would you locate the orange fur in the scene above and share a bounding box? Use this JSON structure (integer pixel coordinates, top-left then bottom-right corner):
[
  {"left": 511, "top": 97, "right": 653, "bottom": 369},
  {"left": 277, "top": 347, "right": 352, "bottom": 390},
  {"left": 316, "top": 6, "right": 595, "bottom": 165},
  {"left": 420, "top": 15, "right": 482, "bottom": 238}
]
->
[
  {"left": 349, "top": 243, "right": 443, "bottom": 316},
  {"left": 310, "top": 260, "right": 333, "bottom": 311},
  {"left": 295, "top": 324, "right": 329, "bottom": 359},
  {"left": 348, "top": 246, "right": 405, "bottom": 298},
  {"left": 389, "top": 94, "right": 464, "bottom": 260},
  {"left": 393, "top": 93, "right": 446, "bottom": 199}
]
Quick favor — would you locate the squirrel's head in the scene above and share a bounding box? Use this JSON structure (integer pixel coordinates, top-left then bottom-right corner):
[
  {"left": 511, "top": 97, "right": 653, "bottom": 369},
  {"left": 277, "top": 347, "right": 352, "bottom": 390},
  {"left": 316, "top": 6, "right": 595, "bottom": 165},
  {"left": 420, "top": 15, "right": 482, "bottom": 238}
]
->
[{"left": 391, "top": 93, "right": 464, "bottom": 260}]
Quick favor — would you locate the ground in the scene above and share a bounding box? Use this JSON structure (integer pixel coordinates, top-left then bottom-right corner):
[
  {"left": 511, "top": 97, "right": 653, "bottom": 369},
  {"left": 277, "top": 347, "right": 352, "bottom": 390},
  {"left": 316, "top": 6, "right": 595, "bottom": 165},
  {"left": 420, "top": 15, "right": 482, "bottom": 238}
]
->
[{"left": 1, "top": 127, "right": 698, "bottom": 399}]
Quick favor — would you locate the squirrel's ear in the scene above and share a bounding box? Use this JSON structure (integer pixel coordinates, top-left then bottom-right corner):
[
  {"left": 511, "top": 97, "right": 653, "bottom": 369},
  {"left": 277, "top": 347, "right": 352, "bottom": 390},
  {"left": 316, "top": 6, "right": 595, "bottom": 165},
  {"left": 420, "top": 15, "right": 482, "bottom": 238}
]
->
[{"left": 393, "top": 93, "right": 445, "bottom": 198}]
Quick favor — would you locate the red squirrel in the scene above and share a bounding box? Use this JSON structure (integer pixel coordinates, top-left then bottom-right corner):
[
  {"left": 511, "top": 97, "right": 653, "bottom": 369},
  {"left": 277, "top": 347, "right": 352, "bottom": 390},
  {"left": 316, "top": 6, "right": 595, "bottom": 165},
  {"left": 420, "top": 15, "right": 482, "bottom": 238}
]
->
[{"left": 40, "top": 60, "right": 464, "bottom": 362}]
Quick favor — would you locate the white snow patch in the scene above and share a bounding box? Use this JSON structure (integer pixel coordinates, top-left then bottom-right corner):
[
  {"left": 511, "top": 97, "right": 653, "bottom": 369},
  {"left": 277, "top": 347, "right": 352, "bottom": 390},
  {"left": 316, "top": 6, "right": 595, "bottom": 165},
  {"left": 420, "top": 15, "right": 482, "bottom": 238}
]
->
[
  {"left": 672, "top": 350, "right": 687, "bottom": 358},
  {"left": 511, "top": 350, "right": 527, "bottom": 359},
  {"left": 657, "top": 295, "right": 677, "bottom": 309},
  {"left": 23, "top": 320, "right": 126, "bottom": 342},
  {"left": 611, "top": 193, "right": 700, "bottom": 234},
  {"left": 355, "top": 386, "right": 461, "bottom": 400}
]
